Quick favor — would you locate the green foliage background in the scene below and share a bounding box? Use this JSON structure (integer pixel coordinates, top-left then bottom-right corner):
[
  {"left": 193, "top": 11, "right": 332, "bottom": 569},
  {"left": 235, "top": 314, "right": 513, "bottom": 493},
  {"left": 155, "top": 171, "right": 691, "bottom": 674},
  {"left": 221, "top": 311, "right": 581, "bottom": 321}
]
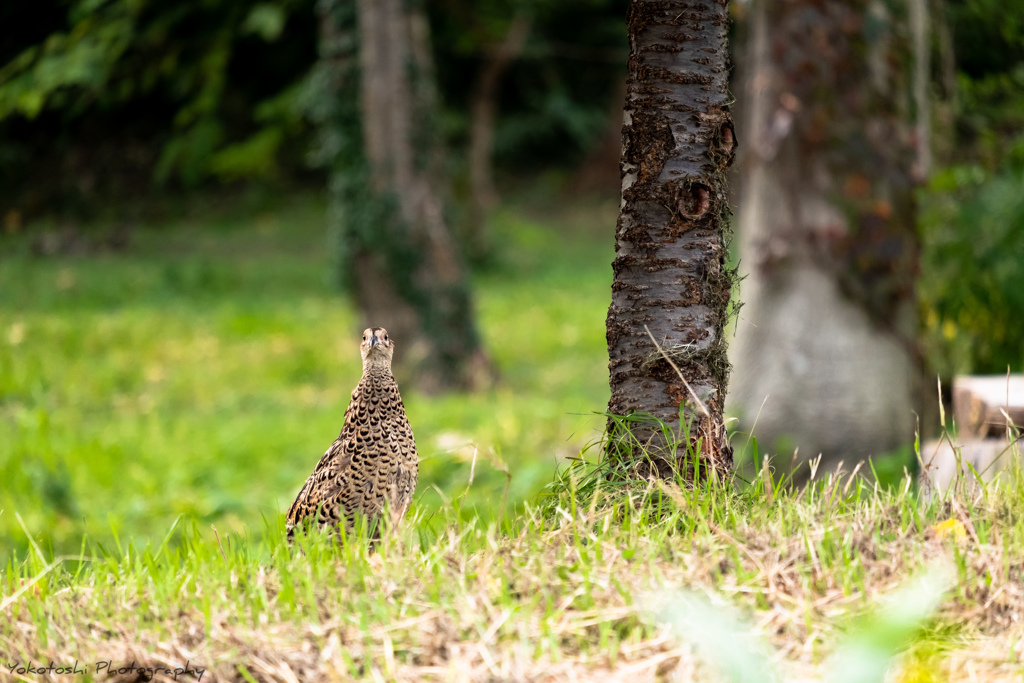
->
[
  {"left": 0, "top": 0, "right": 628, "bottom": 214},
  {"left": 918, "top": 0, "right": 1024, "bottom": 376},
  {"left": 2, "top": 0, "right": 1019, "bottom": 374},
  {"left": 0, "top": 194, "right": 617, "bottom": 561},
  {"left": 1, "top": 0, "right": 1023, "bottom": 560}
]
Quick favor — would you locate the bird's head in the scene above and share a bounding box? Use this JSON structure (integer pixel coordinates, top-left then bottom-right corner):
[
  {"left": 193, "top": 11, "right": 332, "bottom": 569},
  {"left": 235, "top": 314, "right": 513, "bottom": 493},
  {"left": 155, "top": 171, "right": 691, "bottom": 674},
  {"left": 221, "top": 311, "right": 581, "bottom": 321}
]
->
[{"left": 360, "top": 327, "right": 394, "bottom": 367}]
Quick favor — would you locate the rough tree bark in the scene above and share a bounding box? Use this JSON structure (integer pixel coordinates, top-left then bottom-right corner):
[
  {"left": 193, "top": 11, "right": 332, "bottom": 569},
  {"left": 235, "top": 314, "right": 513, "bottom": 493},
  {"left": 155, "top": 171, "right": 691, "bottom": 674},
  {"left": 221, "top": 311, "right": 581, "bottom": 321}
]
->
[
  {"left": 606, "top": 0, "right": 736, "bottom": 479},
  {"left": 728, "top": 0, "right": 923, "bottom": 481},
  {"left": 311, "top": 0, "right": 485, "bottom": 393}
]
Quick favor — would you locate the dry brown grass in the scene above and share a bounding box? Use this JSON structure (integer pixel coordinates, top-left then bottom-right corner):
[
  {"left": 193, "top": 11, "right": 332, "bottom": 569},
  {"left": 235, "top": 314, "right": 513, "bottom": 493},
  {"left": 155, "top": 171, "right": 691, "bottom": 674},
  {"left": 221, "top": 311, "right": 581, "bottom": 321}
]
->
[{"left": 3, "top": 465, "right": 1024, "bottom": 682}]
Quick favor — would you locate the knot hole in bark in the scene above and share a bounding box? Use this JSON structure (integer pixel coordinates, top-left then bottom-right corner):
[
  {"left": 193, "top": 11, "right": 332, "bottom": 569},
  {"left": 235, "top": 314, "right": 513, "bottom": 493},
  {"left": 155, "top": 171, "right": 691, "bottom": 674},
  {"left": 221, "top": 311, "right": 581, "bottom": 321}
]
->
[
  {"left": 714, "top": 121, "right": 736, "bottom": 166},
  {"left": 677, "top": 181, "right": 712, "bottom": 219}
]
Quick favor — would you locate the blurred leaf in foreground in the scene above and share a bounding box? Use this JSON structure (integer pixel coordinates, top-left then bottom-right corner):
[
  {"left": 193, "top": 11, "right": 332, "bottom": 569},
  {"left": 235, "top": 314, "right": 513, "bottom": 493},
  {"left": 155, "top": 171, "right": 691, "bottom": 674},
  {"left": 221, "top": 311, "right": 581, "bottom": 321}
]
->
[{"left": 651, "top": 564, "right": 953, "bottom": 683}]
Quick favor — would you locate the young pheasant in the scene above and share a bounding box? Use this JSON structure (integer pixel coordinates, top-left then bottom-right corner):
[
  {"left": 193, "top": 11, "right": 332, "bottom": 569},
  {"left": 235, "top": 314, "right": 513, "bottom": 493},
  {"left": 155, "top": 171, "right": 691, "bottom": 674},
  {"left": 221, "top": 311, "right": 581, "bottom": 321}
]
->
[{"left": 286, "top": 327, "right": 418, "bottom": 541}]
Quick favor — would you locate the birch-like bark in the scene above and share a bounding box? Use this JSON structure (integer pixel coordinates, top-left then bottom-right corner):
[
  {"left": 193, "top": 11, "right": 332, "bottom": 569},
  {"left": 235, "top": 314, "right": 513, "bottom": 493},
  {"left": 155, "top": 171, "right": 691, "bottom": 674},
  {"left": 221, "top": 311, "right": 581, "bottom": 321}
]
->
[{"left": 606, "top": 0, "right": 736, "bottom": 478}]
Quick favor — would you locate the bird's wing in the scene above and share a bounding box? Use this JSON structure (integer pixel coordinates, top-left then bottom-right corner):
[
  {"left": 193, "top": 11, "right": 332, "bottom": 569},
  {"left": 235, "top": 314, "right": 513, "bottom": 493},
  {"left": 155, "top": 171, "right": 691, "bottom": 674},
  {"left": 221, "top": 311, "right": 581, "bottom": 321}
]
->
[
  {"left": 311, "top": 393, "right": 359, "bottom": 475},
  {"left": 382, "top": 406, "right": 419, "bottom": 519},
  {"left": 285, "top": 403, "right": 357, "bottom": 532}
]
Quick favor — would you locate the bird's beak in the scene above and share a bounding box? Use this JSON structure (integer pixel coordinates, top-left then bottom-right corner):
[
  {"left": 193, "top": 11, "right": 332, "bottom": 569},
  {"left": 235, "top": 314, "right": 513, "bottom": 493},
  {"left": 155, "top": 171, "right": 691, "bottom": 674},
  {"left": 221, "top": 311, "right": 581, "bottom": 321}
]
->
[{"left": 370, "top": 334, "right": 380, "bottom": 348}]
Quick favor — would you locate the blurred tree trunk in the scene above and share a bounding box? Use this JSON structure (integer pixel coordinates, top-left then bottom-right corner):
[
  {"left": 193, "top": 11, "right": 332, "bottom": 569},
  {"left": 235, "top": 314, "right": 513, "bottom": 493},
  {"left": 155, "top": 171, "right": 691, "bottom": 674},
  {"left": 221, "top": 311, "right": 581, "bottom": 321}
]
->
[
  {"left": 466, "top": 14, "right": 531, "bottom": 261},
  {"left": 606, "top": 0, "right": 736, "bottom": 479},
  {"left": 311, "top": 0, "right": 485, "bottom": 393},
  {"left": 728, "top": 0, "right": 925, "bottom": 482}
]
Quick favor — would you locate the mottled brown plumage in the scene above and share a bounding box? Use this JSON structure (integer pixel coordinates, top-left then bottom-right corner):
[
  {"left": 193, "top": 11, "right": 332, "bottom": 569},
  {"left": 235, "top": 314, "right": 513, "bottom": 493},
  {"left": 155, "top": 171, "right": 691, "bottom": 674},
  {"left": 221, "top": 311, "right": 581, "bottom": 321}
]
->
[{"left": 286, "top": 327, "right": 418, "bottom": 540}]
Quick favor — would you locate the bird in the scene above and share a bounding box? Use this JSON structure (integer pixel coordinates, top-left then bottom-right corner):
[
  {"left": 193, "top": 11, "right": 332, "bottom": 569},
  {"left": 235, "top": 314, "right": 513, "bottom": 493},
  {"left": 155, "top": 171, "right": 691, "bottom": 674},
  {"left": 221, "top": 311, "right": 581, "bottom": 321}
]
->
[{"left": 286, "top": 327, "right": 418, "bottom": 542}]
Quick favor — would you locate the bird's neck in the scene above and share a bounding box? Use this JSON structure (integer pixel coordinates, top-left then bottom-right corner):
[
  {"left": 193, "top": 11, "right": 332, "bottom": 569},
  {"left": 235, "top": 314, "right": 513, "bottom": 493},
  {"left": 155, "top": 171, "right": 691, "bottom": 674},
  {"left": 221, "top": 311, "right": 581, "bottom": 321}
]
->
[{"left": 361, "top": 361, "right": 393, "bottom": 383}]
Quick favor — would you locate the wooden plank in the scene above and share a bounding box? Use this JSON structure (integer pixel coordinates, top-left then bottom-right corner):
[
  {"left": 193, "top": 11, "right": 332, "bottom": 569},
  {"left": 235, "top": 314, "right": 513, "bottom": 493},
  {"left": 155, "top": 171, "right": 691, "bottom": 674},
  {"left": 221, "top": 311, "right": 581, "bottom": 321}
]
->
[
  {"left": 920, "top": 437, "right": 1021, "bottom": 492},
  {"left": 952, "top": 374, "right": 1024, "bottom": 438}
]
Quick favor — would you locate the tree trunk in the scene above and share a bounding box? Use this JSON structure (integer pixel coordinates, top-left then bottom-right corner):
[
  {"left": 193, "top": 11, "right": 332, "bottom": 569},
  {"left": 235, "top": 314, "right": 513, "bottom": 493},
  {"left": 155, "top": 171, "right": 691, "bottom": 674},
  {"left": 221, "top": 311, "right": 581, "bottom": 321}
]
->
[
  {"left": 606, "top": 0, "right": 736, "bottom": 479},
  {"left": 312, "top": 0, "right": 485, "bottom": 393},
  {"left": 466, "top": 14, "right": 531, "bottom": 260},
  {"left": 728, "top": 0, "right": 923, "bottom": 482}
]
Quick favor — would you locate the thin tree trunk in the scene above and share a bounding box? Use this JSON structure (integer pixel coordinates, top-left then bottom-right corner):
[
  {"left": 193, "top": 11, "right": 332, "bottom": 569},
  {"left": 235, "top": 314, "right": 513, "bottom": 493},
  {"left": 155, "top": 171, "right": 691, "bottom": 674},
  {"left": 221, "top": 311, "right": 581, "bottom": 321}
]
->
[
  {"left": 313, "top": 0, "right": 485, "bottom": 393},
  {"left": 606, "top": 0, "right": 736, "bottom": 479},
  {"left": 466, "top": 14, "right": 531, "bottom": 259},
  {"left": 931, "top": 0, "right": 957, "bottom": 163},
  {"left": 910, "top": 0, "right": 931, "bottom": 179}
]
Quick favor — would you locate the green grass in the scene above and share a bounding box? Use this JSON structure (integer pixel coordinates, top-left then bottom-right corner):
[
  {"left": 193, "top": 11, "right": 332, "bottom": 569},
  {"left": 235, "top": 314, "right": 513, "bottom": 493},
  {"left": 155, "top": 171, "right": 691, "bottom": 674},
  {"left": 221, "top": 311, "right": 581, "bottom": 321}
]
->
[
  {"left": 3, "top": 451, "right": 1023, "bottom": 681},
  {"left": 0, "top": 194, "right": 615, "bottom": 560},
  {"left": 3, "top": 194, "right": 1024, "bottom": 680}
]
